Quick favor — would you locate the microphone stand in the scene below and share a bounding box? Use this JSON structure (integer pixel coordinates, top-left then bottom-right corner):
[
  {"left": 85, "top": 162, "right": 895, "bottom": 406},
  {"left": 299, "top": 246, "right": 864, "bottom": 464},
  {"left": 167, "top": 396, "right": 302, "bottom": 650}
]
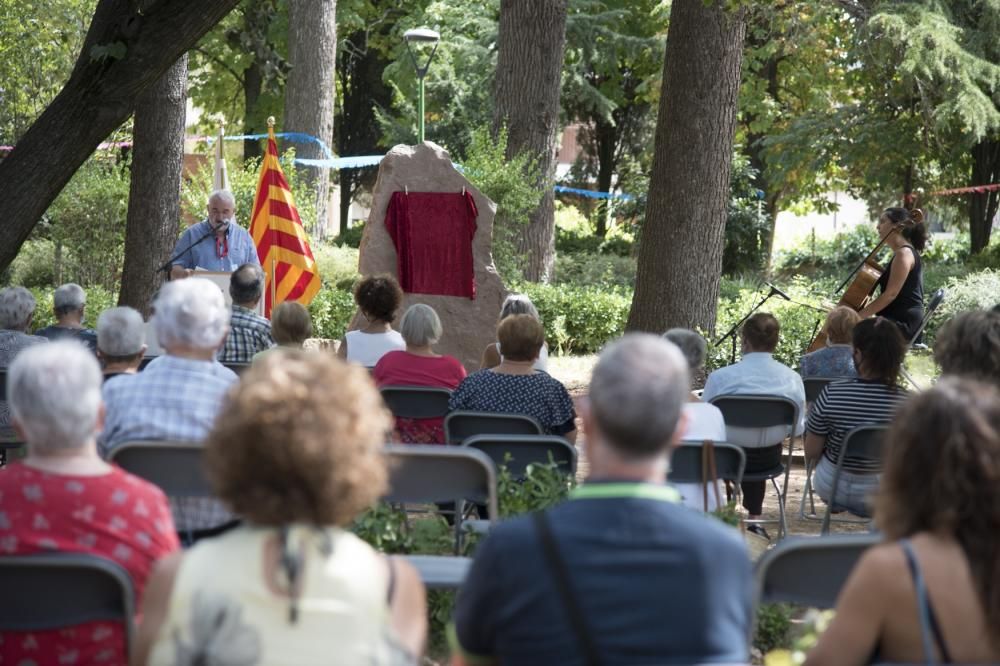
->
[{"left": 155, "top": 226, "right": 216, "bottom": 279}]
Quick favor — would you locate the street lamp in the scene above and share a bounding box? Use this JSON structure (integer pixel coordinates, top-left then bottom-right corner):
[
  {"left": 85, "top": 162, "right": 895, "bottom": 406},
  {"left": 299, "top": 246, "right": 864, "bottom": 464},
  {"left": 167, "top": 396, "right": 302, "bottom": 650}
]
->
[{"left": 404, "top": 27, "right": 440, "bottom": 143}]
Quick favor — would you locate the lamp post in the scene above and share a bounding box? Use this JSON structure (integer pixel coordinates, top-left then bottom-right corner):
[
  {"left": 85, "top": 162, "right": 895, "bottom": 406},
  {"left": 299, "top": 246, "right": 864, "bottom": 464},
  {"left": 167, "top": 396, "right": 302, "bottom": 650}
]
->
[{"left": 403, "top": 28, "right": 440, "bottom": 143}]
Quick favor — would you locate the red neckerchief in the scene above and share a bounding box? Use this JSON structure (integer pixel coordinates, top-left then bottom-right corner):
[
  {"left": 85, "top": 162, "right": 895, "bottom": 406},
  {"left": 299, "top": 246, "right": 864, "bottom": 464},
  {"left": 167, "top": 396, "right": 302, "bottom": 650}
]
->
[{"left": 215, "top": 231, "right": 229, "bottom": 259}]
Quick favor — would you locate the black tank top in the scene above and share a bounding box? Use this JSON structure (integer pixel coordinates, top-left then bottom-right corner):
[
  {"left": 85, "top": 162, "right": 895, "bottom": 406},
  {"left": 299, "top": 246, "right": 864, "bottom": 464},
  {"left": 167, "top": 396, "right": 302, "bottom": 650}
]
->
[{"left": 876, "top": 244, "right": 923, "bottom": 338}]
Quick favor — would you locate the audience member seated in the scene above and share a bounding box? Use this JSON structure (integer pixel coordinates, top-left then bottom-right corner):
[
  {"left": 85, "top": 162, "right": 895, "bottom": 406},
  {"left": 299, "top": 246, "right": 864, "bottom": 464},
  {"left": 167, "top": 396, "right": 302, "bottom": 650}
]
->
[
  {"left": 134, "top": 350, "right": 427, "bottom": 665},
  {"left": 33, "top": 282, "right": 99, "bottom": 351},
  {"left": 806, "top": 378, "right": 1000, "bottom": 665},
  {"left": 100, "top": 278, "right": 239, "bottom": 540},
  {"left": 450, "top": 314, "right": 576, "bottom": 441},
  {"left": 0, "top": 286, "right": 47, "bottom": 436},
  {"left": 452, "top": 334, "right": 752, "bottom": 665},
  {"left": 219, "top": 263, "right": 274, "bottom": 363},
  {"left": 702, "top": 313, "right": 805, "bottom": 533},
  {"left": 338, "top": 274, "right": 405, "bottom": 367},
  {"left": 663, "top": 328, "right": 726, "bottom": 512},
  {"left": 96, "top": 306, "right": 148, "bottom": 381},
  {"left": 799, "top": 306, "right": 861, "bottom": 378},
  {"left": 480, "top": 293, "right": 549, "bottom": 372},
  {"left": 0, "top": 342, "right": 178, "bottom": 665},
  {"left": 374, "top": 304, "right": 467, "bottom": 444},
  {"left": 252, "top": 301, "right": 313, "bottom": 364},
  {"left": 933, "top": 308, "right": 1000, "bottom": 389},
  {"left": 805, "top": 317, "right": 909, "bottom": 517}
]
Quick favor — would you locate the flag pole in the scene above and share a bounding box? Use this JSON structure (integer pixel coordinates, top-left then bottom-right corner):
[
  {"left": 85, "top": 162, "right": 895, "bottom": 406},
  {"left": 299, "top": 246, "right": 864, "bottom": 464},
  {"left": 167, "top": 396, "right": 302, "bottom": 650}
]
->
[{"left": 267, "top": 116, "right": 277, "bottom": 312}]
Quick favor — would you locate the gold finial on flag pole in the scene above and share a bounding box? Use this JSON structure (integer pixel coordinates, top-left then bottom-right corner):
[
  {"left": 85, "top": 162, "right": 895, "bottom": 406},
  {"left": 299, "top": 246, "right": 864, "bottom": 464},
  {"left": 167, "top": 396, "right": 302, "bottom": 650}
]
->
[{"left": 267, "top": 116, "right": 276, "bottom": 128}]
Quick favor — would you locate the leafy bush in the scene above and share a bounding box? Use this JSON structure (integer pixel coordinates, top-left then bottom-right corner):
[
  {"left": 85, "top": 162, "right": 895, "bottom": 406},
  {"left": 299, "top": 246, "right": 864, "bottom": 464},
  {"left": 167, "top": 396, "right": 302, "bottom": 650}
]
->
[
  {"left": 755, "top": 603, "right": 794, "bottom": 653},
  {"left": 553, "top": 252, "right": 636, "bottom": 289},
  {"left": 921, "top": 233, "right": 970, "bottom": 265},
  {"left": 936, "top": 269, "right": 1000, "bottom": 321},
  {"left": 967, "top": 238, "right": 1000, "bottom": 270},
  {"left": 312, "top": 243, "right": 359, "bottom": 287},
  {"left": 332, "top": 222, "right": 365, "bottom": 249},
  {"left": 723, "top": 154, "right": 769, "bottom": 275},
  {"left": 5, "top": 239, "right": 57, "bottom": 288},
  {"left": 555, "top": 227, "right": 634, "bottom": 257},
  {"left": 307, "top": 286, "right": 355, "bottom": 340},
  {"left": 520, "top": 282, "right": 631, "bottom": 355},
  {"left": 496, "top": 456, "right": 576, "bottom": 518},
  {"left": 774, "top": 224, "right": 881, "bottom": 275}
]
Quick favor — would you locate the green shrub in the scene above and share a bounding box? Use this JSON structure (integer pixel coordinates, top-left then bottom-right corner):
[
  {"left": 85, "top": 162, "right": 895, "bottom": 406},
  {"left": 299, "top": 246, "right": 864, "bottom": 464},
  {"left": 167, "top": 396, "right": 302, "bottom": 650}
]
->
[
  {"left": 775, "top": 224, "right": 881, "bottom": 275},
  {"left": 755, "top": 603, "right": 794, "bottom": 653},
  {"left": 331, "top": 222, "right": 364, "bottom": 249},
  {"left": 555, "top": 227, "right": 634, "bottom": 257},
  {"left": 922, "top": 233, "right": 970, "bottom": 266},
  {"left": 6, "top": 239, "right": 57, "bottom": 288},
  {"left": 496, "top": 456, "right": 576, "bottom": 518},
  {"left": 967, "top": 239, "right": 1000, "bottom": 271},
  {"left": 553, "top": 252, "right": 636, "bottom": 289},
  {"left": 312, "top": 243, "right": 359, "bottom": 287},
  {"left": 520, "top": 283, "right": 631, "bottom": 355},
  {"left": 936, "top": 269, "right": 1000, "bottom": 321},
  {"left": 307, "top": 286, "right": 355, "bottom": 340}
]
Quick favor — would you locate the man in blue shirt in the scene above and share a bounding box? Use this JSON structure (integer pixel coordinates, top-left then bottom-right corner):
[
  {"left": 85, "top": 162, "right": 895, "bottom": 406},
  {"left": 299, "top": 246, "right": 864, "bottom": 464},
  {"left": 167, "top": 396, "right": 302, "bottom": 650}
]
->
[
  {"left": 452, "top": 334, "right": 753, "bottom": 666},
  {"left": 169, "top": 189, "right": 259, "bottom": 280}
]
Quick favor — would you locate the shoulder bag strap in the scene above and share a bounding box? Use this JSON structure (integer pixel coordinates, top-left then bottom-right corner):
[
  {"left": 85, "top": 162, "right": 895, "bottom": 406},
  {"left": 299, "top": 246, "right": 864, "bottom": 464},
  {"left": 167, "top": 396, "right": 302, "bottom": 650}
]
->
[
  {"left": 900, "top": 539, "right": 952, "bottom": 664},
  {"left": 533, "top": 511, "right": 602, "bottom": 666}
]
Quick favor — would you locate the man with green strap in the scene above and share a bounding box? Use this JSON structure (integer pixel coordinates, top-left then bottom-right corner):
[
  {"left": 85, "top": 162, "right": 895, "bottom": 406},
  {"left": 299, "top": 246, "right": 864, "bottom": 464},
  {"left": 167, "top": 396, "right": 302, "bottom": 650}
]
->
[{"left": 452, "top": 334, "right": 753, "bottom": 665}]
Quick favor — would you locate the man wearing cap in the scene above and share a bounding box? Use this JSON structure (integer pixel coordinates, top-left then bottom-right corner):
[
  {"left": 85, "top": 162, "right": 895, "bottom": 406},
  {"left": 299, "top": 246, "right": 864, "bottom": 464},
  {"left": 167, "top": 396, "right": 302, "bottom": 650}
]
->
[{"left": 96, "top": 306, "right": 148, "bottom": 382}]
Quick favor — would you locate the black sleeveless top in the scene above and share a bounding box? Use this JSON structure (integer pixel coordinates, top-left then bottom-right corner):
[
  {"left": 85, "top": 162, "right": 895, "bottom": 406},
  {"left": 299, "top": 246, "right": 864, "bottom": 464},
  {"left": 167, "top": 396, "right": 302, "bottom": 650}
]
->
[{"left": 876, "top": 244, "right": 923, "bottom": 340}]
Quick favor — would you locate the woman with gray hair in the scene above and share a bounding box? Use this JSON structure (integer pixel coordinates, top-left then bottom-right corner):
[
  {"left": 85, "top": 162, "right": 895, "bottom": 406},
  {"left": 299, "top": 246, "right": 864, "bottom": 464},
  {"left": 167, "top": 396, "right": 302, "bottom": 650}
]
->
[
  {"left": 96, "top": 306, "right": 148, "bottom": 381},
  {"left": 0, "top": 341, "right": 178, "bottom": 665},
  {"left": 663, "top": 328, "right": 727, "bottom": 512},
  {"left": 373, "top": 303, "right": 466, "bottom": 443},
  {"left": 0, "top": 286, "right": 47, "bottom": 434},
  {"left": 480, "top": 293, "right": 549, "bottom": 371}
]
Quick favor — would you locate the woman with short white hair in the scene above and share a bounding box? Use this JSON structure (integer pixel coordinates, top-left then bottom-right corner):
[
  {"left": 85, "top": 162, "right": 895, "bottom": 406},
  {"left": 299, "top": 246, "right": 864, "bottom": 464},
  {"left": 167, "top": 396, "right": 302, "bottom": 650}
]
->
[
  {"left": 0, "top": 341, "right": 178, "bottom": 665},
  {"left": 0, "top": 286, "right": 47, "bottom": 433},
  {"left": 373, "top": 303, "right": 466, "bottom": 444}
]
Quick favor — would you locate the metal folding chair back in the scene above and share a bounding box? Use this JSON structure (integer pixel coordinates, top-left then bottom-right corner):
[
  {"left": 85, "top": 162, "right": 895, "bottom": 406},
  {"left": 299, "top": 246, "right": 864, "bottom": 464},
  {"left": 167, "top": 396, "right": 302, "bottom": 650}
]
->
[
  {"left": 444, "top": 410, "right": 543, "bottom": 445},
  {"left": 108, "top": 441, "right": 212, "bottom": 498},
  {"left": 381, "top": 386, "right": 452, "bottom": 420},
  {"left": 668, "top": 441, "right": 746, "bottom": 487},
  {"left": 821, "top": 425, "right": 887, "bottom": 534},
  {"left": 463, "top": 434, "right": 577, "bottom": 478},
  {"left": 908, "top": 288, "right": 946, "bottom": 348},
  {"left": 755, "top": 533, "right": 880, "bottom": 609},
  {"left": 383, "top": 444, "right": 499, "bottom": 521},
  {"left": 0, "top": 553, "right": 136, "bottom": 652},
  {"left": 0, "top": 369, "right": 7, "bottom": 402},
  {"left": 404, "top": 555, "right": 473, "bottom": 590},
  {"left": 803, "top": 377, "right": 843, "bottom": 404}
]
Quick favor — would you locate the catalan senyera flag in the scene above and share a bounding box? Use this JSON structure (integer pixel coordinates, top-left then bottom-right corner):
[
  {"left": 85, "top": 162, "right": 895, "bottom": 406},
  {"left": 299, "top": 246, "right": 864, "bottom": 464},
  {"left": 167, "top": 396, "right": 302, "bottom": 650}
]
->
[{"left": 249, "top": 124, "right": 321, "bottom": 316}]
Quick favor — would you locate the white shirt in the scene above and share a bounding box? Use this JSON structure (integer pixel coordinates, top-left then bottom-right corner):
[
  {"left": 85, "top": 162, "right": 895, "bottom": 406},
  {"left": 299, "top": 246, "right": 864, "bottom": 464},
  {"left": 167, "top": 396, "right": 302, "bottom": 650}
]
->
[
  {"left": 674, "top": 402, "right": 727, "bottom": 512},
  {"left": 345, "top": 330, "right": 406, "bottom": 367}
]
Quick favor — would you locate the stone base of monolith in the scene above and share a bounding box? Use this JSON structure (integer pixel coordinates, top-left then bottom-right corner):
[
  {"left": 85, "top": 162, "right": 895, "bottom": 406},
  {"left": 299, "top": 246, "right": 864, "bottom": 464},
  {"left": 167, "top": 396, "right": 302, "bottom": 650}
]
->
[{"left": 355, "top": 141, "right": 507, "bottom": 372}]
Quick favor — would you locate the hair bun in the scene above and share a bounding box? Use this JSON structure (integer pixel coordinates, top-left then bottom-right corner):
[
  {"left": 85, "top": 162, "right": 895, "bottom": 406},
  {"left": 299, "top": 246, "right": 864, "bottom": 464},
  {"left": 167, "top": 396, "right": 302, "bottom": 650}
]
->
[{"left": 909, "top": 208, "right": 925, "bottom": 225}]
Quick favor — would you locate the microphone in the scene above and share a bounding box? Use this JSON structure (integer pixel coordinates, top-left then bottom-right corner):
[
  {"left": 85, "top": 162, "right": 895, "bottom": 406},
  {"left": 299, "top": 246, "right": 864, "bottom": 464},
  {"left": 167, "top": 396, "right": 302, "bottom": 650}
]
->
[
  {"left": 766, "top": 282, "right": 792, "bottom": 301},
  {"left": 155, "top": 222, "right": 216, "bottom": 276}
]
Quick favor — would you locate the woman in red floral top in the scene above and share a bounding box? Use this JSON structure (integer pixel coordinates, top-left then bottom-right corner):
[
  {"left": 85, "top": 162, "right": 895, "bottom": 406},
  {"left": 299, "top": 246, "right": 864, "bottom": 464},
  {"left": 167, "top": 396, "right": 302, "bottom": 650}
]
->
[
  {"left": 0, "top": 341, "right": 179, "bottom": 665},
  {"left": 373, "top": 304, "right": 466, "bottom": 444}
]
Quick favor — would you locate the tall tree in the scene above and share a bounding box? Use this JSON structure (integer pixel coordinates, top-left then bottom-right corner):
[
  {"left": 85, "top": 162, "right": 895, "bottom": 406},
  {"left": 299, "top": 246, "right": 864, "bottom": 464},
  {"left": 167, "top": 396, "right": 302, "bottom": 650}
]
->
[
  {"left": 119, "top": 56, "right": 188, "bottom": 317},
  {"left": 0, "top": 0, "right": 240, "bottom": 275},
  {"left": 493, "top": 0, "right": 569, "bottom": 282},
  {"left": 284, "top": 0, "right": 336, "bottom": 236},
  {"left": 626, "top": 0, "right": 746, "bottom": 334},
  {"left": 969, "top": 137, "right": 1000, "bottom": 254}
]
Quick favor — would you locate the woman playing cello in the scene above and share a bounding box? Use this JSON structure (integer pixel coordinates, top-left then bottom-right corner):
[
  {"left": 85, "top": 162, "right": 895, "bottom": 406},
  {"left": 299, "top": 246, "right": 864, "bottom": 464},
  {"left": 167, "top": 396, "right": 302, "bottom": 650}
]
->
[{"left": 858, "top": 207, "right": 928, "bottom": 341}]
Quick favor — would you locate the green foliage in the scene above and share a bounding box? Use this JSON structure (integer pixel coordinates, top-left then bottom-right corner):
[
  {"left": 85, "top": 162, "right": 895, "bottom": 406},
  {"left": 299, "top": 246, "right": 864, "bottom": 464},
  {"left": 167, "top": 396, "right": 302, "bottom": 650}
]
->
[
  {"left": 5, "top": 239, "right": 57, "bottom": 289},
  {"left": 937, "top": 269, "right": 1000, "bottom": 321},
  {"left": 553, "top": 252, "right": 636, "bottom": 289},
  {"left": 459, "top": 125, "right": 543, "bottom": 283},
  {"left": 774, "top": 224, "right": 883, "bottom": 275},
  {"left": 312, "top": 244, "right": 360, "bottom": 287},
  {"left": 520, "top": 282, "right": 630, "bottom": 355},
  {"left": 723, "top": 153, "right": 770, "bottom": 275},
  {"left": 711, "top": 500, "right": 742, "bottom": 528},
  {"left": 0, "top": 0, "right": 93, "bottom": 144},
  {"left": 755, "top": 603, "right": 794, "bottom": 654},
  {"left": 496, "top": 455, "right": 576, "bottom": 519},
  {"left": 28, "top": 284, "right": 117, "bottom": 331},
  {"left": 46, "top": 158, "right": 131, "bottom": 291},
  {"left": 555, "top": 227, "right": 633, "bottom": 257},
  {"left": 332, "top": 222, "right": 365, "bottom": 249},
  {"left": 306, "top": 286, "right": 355, "bottom": 340}
]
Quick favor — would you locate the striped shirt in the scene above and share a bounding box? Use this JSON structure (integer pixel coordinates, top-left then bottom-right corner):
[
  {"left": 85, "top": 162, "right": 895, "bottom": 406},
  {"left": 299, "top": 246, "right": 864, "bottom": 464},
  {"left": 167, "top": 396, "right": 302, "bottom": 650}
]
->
[{"left": 806, "top": 378, "right": 908, "bottom": 473}]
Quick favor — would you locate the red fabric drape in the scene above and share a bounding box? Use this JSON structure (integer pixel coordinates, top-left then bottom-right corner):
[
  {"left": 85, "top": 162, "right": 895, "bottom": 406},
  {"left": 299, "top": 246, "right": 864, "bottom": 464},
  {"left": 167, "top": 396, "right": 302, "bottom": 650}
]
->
[{"left": 384, "top": 190, "right": 478, "bottom": 299}]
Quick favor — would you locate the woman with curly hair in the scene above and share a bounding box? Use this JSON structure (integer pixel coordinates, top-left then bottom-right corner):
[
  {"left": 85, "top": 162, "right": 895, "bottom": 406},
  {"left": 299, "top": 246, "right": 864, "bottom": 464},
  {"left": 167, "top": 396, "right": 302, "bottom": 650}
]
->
[
  {"left": 134, "top": 351, "right": 427, "bottom": 665},
  {"left": 807, "top": 378, "right": 1000, "bottom": 664},
  {"left": 338, "top": 273, "right": 406, "bottom": 367}
]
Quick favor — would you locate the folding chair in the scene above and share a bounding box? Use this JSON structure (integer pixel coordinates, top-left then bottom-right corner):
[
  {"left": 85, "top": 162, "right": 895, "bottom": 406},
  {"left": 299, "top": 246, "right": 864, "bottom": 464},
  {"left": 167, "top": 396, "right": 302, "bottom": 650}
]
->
[
  {"left": 668, "top": 441, "right": 746, "bottom": 490},
  {"left": 900, "top": 288, "right": 945, "bottom": 389},
  {"left": 755, "top": 533, "right": 880, "bottom": 609},
  {"left": 463, "top": 434, "right": 577, "bottom": 478},
  {"left": 0, "top": 552, "right": 136, "bottom": 654},
  {"left": 444, "top": 410, "right": 543, "bottom": 445},
  {"left": 709, "top": 395, "right": 801, "bottom": 539},
  {"left": 108, "top": 441, "right": 213, "bottom": 545},
  {"left": 223, "top": 362, "right": 251, "bottom": 376},
  {"left": 380, "top": 386, "right": 452, "bottom": 420},
  {"left": 383, "top": 444, "right": 498, "bottom": 552},
  {"left": 803, "top": 376, "right": 841, "bottom": 404},
  {"left": 815, "top": 425, "right": 886, "bottom": 534},
  {"left": 403, "top": 555, "right": 473, "bottom": 590},
  {"left": 0, "top": 369, "right": 25, "bottom": 466}
]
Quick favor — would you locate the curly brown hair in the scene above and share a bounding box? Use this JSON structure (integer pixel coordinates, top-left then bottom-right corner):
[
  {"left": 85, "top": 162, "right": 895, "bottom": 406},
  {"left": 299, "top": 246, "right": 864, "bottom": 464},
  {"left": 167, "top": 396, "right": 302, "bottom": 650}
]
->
[
  {"left": 934, "top": 310, "right": 1000, "bottom": 389},
  {"left": 354, "top": 273, "right": 403, "bottom": 323},
  {"left": 876, "top": 377, "right": 1000, "bottom": 647},
  {"left": 204, "top": 349, "right": 391, "bottom": 526}
]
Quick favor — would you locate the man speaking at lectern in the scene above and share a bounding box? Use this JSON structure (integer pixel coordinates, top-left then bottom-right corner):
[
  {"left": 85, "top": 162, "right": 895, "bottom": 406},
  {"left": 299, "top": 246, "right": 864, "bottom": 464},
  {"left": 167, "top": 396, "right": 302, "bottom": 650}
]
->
[{"left": 169, "top": 189, "right": 260, "bottom": 280}]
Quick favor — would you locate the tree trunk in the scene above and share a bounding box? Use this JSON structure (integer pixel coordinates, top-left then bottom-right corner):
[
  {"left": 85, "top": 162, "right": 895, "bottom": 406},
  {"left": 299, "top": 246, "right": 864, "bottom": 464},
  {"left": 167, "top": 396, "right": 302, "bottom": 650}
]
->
[
  {"left": 243, "top": 60, "right": 264, "bottom": 162},
  {"left": 284, "top": 0, "right": 336, "bottom": 238},
  {"left": 118, "top": 55, "right": 188, "bottom": 317},
  {"left": 0, "top": 0, "right": 239, "bottom": 275},
  {"left": 493, "top": 0, "right": 568, "bottom": 282},
  {"left": 594, "top": 117, "right": 616, "bottom": 238},
  {"left": 626, "top": 0, "right": 746, "bottom": 335},
  {"left": 969, "top": 138, "right": 1000, "bottom": 254}
]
